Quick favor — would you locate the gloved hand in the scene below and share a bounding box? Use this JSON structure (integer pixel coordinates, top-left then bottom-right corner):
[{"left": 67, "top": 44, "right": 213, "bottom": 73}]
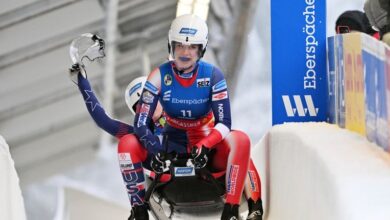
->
[
  {"left": 69, "top": 63, "right": 87, "bottom": 84},
  {"left": 191, "top": 146, "right": 210, "bottom": 168},
  {"left": 150, "top": 153, "right": 166, "bottom": 174}
]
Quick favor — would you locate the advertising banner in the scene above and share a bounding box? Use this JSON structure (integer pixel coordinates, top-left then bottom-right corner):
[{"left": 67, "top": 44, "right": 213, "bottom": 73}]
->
[
  {"left": 335, "top": 35, "right": 346, "bottom": 128},
  {"left": 327, "top": 36, "right": 336, "bottom": 124},
  {"left": 375, "top": 41, "right": 388, "bottom": 150},
  {"left": 362, "top": 36, "right": 378, "bottom": 143},
  {"left": 271, "top": 0, "right": 327, "bottom": 125},
  {"left": 342, "top": 33, "right": 365, "bottom": 135},
  {"left": 386, "top": 47, "right": 390, "bottom": 151}
]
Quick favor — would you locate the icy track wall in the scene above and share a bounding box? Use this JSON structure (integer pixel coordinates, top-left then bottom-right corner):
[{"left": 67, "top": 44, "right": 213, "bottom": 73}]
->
[
  {"left": 327, "top": 32, "right": 390, "bottom": 152},
  {"left": 0, "top": 135, "right": 26, "bottom": 220},
  {"left": 252, "top": 122, "right": 390, "bottom": 220}
]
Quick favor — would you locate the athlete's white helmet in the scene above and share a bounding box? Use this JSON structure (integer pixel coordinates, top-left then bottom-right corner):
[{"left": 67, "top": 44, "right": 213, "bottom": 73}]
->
[
  {"left": 125, "top": 76, "right": 146, "bottom": 115},
  {"left": 168, "top": 14, "right": 208, "bottom": 58}
]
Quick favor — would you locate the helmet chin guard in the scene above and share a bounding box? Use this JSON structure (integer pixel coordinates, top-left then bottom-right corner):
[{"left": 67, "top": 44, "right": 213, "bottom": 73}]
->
[{"left": 168, "top": 14, "right": 208, "bottom": 59}]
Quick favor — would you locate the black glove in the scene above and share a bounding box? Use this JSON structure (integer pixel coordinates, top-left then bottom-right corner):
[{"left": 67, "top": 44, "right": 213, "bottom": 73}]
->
[
  {"left": 191, "top": 146, "right": 210, "bottom": 168},
  {"left": 150, "top": 153, "right": 166, "bottom": 174},
  {"left": 69, "top": 63, "right": 86, "bottom": 83},
  {"left": 69, "top": 63, "right": 80, "bottom": 73}
]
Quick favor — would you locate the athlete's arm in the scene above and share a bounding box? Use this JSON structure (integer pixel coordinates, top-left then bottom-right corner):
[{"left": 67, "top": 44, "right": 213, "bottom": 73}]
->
[
  {"left": 77, "top": 74, "right": 133, "bottom": 139},
  {"left": 133, "top": 68, "right": 163, "bottom": 155},
  {"left": 195, "top": 67, "right": 231, "bottom": 148}
]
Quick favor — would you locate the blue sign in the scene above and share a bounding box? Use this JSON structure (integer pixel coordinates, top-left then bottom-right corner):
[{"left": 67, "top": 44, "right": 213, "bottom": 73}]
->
[
  {"left": 327, "top": 37, "right": 336, "bottom": 124},
  {"left": 335, "top": 35, "right": 345, "bottom": 128},
  {"left": 376, "top": 54, "right": 388, "bottom": 150},
  {"left": 174, "top": 167, "right": 195, "bottom": 177},
  {"left": 179, "top": 28, "right": 197, "bottom": 35},
  {"left": 362, "top": 50, "right": 377, "bottom": 142},
  {"left": 271, "top": 0, "right": 327, "bottom": 125}
]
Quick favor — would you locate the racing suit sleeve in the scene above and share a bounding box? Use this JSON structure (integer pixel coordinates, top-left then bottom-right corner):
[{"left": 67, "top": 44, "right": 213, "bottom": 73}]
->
[
  {"left": 195, "top": 67, "right": 232, "bottom": 148},
  {"left": 133, "top": 69, "right": 163, "bottom": 155},
  {"left": 77, "top": 74, "right": 133, "bottom": 139}
]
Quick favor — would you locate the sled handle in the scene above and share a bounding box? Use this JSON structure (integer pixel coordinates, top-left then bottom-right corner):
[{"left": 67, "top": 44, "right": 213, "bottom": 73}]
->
[{"left": 145, "top": 173, "right": 162, "bottom": 202}]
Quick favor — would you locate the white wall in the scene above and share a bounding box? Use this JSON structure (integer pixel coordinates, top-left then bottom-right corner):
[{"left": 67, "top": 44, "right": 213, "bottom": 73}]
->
[
  {"left": 9, "top": 121, "right": 390, "bottom": 220},
  {"left": 62, "top": 187, "right": 129, "bottom": 220},
  {"left": 0, "top": 135, "right": 26, "bottom": 220},
  {"left": 252, "top": 122, "right": 390, "bottom": 220}
]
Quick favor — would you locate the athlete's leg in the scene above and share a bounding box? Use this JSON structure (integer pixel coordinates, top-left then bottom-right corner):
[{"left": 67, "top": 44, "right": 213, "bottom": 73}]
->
[
  {"left": 244, "top": 159, "right": 261, "bottom": 201},
  {"left": 213, "top": 130, "right": 250, "bottom": 203},
  {"left": 118, "top": 134, "right": 149, "bottom": 219},
  {"left": 213, "top": 130, "right": 250, "bottom": 220},
  {"left": 213, "top": 136, "right": 262, "bottom": 203},
  {"left": 212, "top": 130, "right": 264, "bottom": 220},
  {"left": 245, "top": 159, "right": 263, "bottom": 220}
]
